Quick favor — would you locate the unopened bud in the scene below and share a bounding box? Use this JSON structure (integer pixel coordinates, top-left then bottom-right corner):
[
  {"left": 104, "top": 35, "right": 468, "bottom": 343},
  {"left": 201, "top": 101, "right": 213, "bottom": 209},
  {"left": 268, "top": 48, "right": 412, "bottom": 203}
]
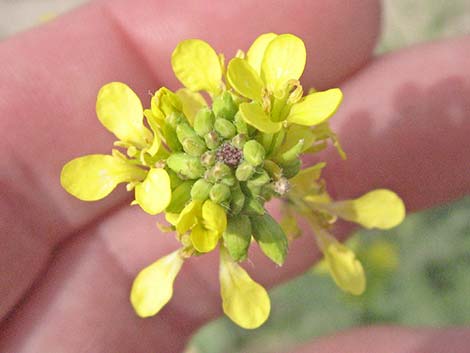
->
[
  {"left": 281, "top": 158, "right": 302, "bottom": 178},
  {"left": 234, "top": 111, "right": 248, "bottom": 134},
  {"left": 230, "top": 184, "right": 246, "bottom": 215},
  {"left": 194, "top": 107, "right": 215, "bottom": 136},
  {"left": 191, "top": 179, "right": 212, "bottom": 201},
  {"left": 210, "top": 183, "right": 231, "bottom": 203},
  {"left": 243, "top": 140, "right": 265, "bottom": 166},
  {"left": 235, "top": 161, "right": 255, "bottom": 181},
  {"left": 166, "top": 153, "right": 205, "bottom": 179},
  {"left": 232, "top": 134, "right": 247, "bottom": 149},
  {"left": 204, "top": 131, "right": 221, "bottom": 150},
  {"left": 212, "top": 91, "right": 238, "bottom": 120},
  {"left": 247, "top": 170, "right": 271, "bottom": 188},
  {"left": 210, "top": 162, "right": 232, "bottom": 180},
  {"left": 214, "top": 118, "right": 237, "bottom": 139},
  {"left": 200, "top": 150, "right": 216, "bottom": 167}
]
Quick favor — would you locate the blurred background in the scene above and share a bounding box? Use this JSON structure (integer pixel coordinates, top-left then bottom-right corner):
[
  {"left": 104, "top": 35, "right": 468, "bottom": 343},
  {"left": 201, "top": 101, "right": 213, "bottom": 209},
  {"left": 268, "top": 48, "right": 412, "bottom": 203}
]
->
[{"left": 1, "top": 0, "right": 469, "bottom": 352}]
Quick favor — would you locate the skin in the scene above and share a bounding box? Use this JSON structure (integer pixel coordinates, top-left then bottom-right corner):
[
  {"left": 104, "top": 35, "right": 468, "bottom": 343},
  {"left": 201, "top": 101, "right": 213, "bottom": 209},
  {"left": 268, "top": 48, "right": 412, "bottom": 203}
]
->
[{"left": 0, "top": 0, "right": 469, "bottom": 352}]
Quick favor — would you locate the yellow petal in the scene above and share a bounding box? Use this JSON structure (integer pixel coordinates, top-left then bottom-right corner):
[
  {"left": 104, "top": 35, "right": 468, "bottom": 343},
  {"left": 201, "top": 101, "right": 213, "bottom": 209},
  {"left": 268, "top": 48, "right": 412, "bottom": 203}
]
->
[
  {"left": 325, "top": 241, "right": 366, "bottom": 295},
  {"left": 246, "top": 32, "right": 277, "bottom": 74},
  {"left": 239, "top": 102, "right": 282, "bottom": 134},
  {"left": 176, "top": 88, "right": 207, "bottom": 125},
  {"left": 191, "top": 224, "right": 220, "bottom": 253},
  {"left": 171, "top": 39, "right": 222, "bottom": 94},
  {"left": 165, "top": 212, "right": 180, "bottom": 226},
  {"left": 61, "top": 154, "right": 146, "bottom": 201},
  {"left": 96, "top": 82, "right": 152, "bottom": 147},
  {"left": 130, "top": 250, "right": 184, "bottom": 317},
  {"left": 134, "top": 168, "right": 171, "bottom": 215},
  {"left": 227, "top": 58, "right": 264, "bottom": 101},
  {"left": 202, "top": 200, "right": 227, "bottom": 234},
  {"left": 287, "top": 88, "right": 343, "bottom": 126},
  {"left": 176, "top": 200, "right": 202, "bottom": 234},
  {"left": 261, "top": 34, "right": 306, "bottom": 93},
  {"left": 329, "top": 189, "right": 406, "bottom": 230},
  {"left": 220, "top": 248, "right": 271, "bottom": 329}
]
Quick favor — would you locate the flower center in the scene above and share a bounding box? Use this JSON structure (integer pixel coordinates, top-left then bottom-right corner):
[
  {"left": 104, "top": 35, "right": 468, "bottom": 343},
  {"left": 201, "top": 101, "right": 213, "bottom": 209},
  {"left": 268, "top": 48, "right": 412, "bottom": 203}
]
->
[{"left": 216, "top": 143, "right": 242, "bottom": 167}]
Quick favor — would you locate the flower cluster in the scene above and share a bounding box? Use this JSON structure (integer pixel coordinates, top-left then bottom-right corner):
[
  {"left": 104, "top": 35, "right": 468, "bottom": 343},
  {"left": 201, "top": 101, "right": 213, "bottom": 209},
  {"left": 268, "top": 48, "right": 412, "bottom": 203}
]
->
[{"left": 61, "top": 33, "right": 405, "bottom": 329}]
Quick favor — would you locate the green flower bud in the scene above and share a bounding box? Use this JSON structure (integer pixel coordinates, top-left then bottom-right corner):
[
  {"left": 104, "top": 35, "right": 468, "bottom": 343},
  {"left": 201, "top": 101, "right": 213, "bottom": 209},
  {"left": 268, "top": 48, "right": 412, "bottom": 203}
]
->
[
  {"left": 204, "top": 131, "right": 221, "bottom": 150},
  {"left": 212, "top": 91, "right": 238, "bottom": 120},
  {"left": 177, "top": 123, "right": 206, "bottom": 156},
  {"left": 247, "top": 170, "right": 271, "bottom": 188},
  {"left": 242, "top": 195, "right": 265, "bottom": 215},
  {"left": 162, "top": 122, "right": 182, "bottom": 152},
  {"left": 235, "top": 161, "right": 255, "bottom": 181},
  {"left": 167, "top": 153, "right": 205, "bottom": 179},
  {"left": 234, "top": 111, "right": 248, "bottom": 134},
  {"left": 200, "top": 150, "right": 216, "bottom": 167},
  {"left": 232, "top": 133, "right": 247, "bottom": 149},
  {"left": 210, "top": 183, "right": 231, "bottom": 203},
  {"left": 166, "top": 180, "right": 194, "bottom": 213},
  {"left": 243, "top": 140, "right": 265, "bottom": 167},
  {"left": 250, "top": 213, "right": 288, "bottom": 265},
  {"left": 191, "top": 179, "right": 213, "bottom": 201},
  {"left": 230, "top": 184, "right": 246, "bottom": 215},
  {"left": 280, "top": 138, "right": 305, "bottom": 162},
  {"left": 281, "top": 158, "right": 302, "bottom": 178},
  {"left": 210, "top": 162, "right": 232, "bottom": 181},
  {"left": 214, "top": 118, "right": 237, "bottom": 139},
  {"left": 221, "top": 175, "right": 236, "bottom": 186},
  {"left": 181, "top": 138, "right": 206, "bottom": 156},
  {"left": 223, "top": 215, "right": 252, "bottom": 262},
  {"left": 194, "top": 107, "right": 215, "bottom": 136}
]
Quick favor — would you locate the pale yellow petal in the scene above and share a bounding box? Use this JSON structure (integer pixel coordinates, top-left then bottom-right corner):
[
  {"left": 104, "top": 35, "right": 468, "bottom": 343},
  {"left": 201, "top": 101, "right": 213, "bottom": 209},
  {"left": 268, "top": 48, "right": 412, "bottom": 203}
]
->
[
  {"left": 261, "top": 34, "right": 306, "bottom": 93},
  {"left": 202, "top": 200, "right": 227, "bottom": 234},
  {"left": 287, "top": 88, "right": 343, "bottom": 126},
  {"left": 176, "top": 200, "right": 202, "bottom": 234},
  {"left": 134, "top": 168, "right": 171, "bottom": 215},
  {"left": 191, "top": 224, "right": 219, "bottom": 253},
  {"left": 171, "top": 39, "right": 222, "bottom": 94},
  {"left": 61, "top": 154, "right": 146, "bottom": 201},
  {"left": 96, "top": 82, "right": 151, "bottom": 147},
  {"left": 227, "top": 58, "right": 264, "bottom": 101},
  {"left": 220, "top": 248, "right": 271, "bottom": 329},
  {"left": 246, "top": 33, "right": 277, "bottom": 74},
  {"left": 239, "top": 102, "right": 282, "bottom": 134},
  {"left": 176, "top": 88, "right": 207, "bottom": 125},
  {"left": 329, "top": 189, "right": 406, "bottom": 230},
  {"left": 130, "top": 250, "right": 184, "bottom": 317},
  {"left": 325, "top": 242, "right": 366, "bottom": 295}
]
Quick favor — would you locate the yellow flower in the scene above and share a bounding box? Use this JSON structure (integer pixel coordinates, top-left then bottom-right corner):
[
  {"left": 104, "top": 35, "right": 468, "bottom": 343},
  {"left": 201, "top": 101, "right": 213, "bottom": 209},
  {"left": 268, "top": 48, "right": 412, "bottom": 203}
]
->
[
  {"left": 61, "top": 82, "right": 172, "bottom": 215},
  {"left": 226, "top": 33, "right": 343, "bottom": 133},
  {"left": 174, "top": 200, "right": 227, "bottom": 253},
  {"left": 219, "top": 246, "right": 270, "bottom": 329},
  {"left": 130, "top": 250, "right": 184, "bottom": 317}
]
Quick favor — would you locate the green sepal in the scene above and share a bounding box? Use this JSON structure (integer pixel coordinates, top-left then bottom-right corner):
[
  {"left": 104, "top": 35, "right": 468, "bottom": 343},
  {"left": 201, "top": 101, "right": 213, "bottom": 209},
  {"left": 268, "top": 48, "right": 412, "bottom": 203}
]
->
[
  {"left": 243, "top": 140, "right": 265, "bottom": 167},
  {"left": 234, "top": 111, "right": 249, "bottom": 134},
  {"left": 210, "top": 183, "right": 231, "bottom": 203},
  {"left": 280, "top": 139, "right": 304, "bottom": 162},
  {"left": 247, "top": 170, "right": 271, "bottom": 188},
  {"left": 176, "top": 123, "right": 206, "bottom": 156},
  {"left": 212, "top": 91, "right": 238, "bottom": 120},
  {"left": 223, "top": 215, "right": 252, "bottom": 262},
  {"left": 235, "top": 161, "right": 255, "bottom": 181},
  {"left": 281, "top": 158, "right": 301, "bottom": 178},
  {"left": 165, "top": 180, "right": 194, "bottom": 213},
  {"left": 194, "top": 107, "right": 215, "bottom": 136},
  {"left": 250, "top": 213, "right": 288, "bottom": 266},
  {"left": 214, "top": 118, "right": 237, "bottom": 139},
  {"left": 191, "top": 179, "right": 213, "bottom": 201},
  {"left": 166, "top": 153, "right": 205, "bottom": 179},
  {"left": 230, "top": 183, "right": 246, "bottom": 216},
  {"left": 242, "top": 195, "right": 265, "bottom": 215}
]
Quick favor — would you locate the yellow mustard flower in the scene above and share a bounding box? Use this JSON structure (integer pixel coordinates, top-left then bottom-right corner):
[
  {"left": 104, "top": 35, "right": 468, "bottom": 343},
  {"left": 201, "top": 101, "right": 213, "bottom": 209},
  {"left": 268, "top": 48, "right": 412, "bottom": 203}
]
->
[{"left": 61, "top": 33, "right": 406, "bottom": 329}]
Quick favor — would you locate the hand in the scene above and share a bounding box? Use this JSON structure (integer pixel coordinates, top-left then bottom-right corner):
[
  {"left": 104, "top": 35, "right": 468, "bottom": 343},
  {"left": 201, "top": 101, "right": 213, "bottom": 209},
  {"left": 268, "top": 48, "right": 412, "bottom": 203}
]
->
[{"left": 0, "top": 0, "right": 469, "bottom": 352}]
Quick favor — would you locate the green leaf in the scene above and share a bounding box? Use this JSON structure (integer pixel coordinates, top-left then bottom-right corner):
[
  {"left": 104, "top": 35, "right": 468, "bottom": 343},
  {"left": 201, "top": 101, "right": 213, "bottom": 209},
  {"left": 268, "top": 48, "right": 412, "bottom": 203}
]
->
[
  {"left": 223, "top": 215, "right": 252, "bottom": 262},
  {"left": 250, "top": 213, "right": 288, "bottom": 265}
]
